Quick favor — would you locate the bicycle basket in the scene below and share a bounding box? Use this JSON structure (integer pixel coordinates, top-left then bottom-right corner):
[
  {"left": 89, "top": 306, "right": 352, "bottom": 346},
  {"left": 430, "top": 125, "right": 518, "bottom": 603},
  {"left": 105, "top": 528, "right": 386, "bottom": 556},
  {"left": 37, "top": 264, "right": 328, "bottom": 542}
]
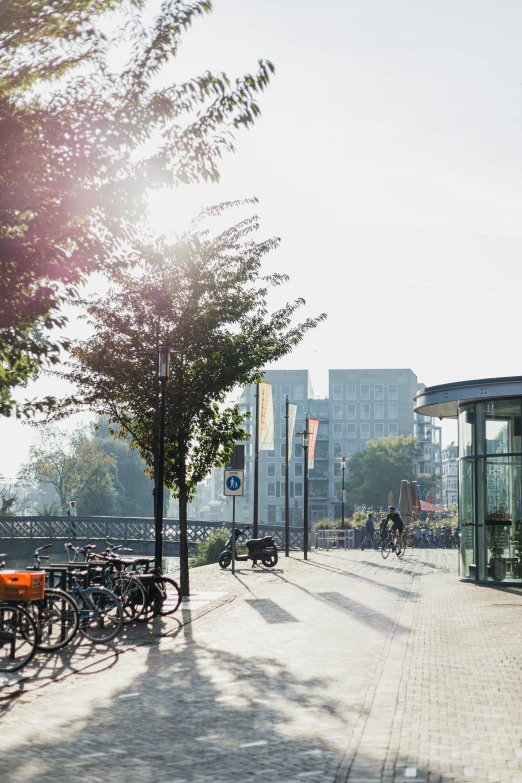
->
[{"left": 0, "top": 571, "right": 46, "bottom": 602}]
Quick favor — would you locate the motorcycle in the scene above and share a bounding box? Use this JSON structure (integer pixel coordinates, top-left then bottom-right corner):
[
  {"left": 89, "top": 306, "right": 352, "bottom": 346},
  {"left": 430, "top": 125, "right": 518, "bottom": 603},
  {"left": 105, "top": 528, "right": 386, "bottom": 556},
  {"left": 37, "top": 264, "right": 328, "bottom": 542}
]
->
[{"left": 218, "top": 526, "right": 278, "bottom": 569}]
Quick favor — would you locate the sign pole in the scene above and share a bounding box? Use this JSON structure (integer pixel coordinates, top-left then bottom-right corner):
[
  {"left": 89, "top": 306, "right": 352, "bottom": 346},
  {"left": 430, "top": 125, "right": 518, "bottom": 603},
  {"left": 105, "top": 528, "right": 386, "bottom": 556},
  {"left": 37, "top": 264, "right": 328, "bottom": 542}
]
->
[
  {"left": 303, "top": 413, "right": 309, "bottom": 561},
  {"left": 253, "top": 383, "right": 260, "bottom": 538},
  {"left": 285, "top": 394, "right": 290, "bottom": 557},
  {"left": 232, "top": 495, "right": 236, "bottom": 575}
]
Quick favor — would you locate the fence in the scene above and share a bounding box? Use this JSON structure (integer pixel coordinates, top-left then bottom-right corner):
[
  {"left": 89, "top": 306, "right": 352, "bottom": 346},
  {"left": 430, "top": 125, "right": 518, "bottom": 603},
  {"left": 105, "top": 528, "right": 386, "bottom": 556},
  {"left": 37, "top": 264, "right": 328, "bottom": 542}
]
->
[
  {"left": 0, "top": 516, "right": 305, "bottom": 549},
  {"left": 313, "top": 529, "right": 354, "bottom": 550}
]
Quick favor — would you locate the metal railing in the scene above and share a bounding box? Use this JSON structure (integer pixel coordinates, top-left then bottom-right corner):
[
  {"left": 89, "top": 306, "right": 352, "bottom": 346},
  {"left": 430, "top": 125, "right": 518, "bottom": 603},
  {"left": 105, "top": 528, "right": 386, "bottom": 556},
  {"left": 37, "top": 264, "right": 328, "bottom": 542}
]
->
[
  {"left": 0, "top": 516, "right": 305, "bottom": 549},
  {"left": 313, "top": 529, "right": 354, "bottom": 549}
]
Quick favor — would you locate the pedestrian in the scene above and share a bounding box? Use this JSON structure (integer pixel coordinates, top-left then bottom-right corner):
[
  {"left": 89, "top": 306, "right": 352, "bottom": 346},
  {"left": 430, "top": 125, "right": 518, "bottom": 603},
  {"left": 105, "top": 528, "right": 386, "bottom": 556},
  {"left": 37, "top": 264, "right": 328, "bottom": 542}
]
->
[
  {"left": 67, "top": 500, "right": 77, "bottom": 539},
  {"left": 379, "top": 516, "right": 389, "bottom": 544},
  {"left": 360, "top": 512, "right": 376, "bottom": 551}
]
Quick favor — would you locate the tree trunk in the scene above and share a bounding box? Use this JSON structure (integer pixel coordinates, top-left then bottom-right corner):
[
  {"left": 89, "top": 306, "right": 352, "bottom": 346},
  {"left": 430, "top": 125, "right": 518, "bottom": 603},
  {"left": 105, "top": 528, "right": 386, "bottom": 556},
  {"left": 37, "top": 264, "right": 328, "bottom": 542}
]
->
[{"left": 178, "top": 463, "right": 190, "bottom": 597}]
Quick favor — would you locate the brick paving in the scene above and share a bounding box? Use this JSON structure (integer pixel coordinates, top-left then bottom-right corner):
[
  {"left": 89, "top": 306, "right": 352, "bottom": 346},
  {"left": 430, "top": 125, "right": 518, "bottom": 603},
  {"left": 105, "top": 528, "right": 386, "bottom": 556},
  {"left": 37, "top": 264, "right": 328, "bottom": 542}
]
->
[{"left": 1, "top": 549, "right": 521, "bottom": 783}]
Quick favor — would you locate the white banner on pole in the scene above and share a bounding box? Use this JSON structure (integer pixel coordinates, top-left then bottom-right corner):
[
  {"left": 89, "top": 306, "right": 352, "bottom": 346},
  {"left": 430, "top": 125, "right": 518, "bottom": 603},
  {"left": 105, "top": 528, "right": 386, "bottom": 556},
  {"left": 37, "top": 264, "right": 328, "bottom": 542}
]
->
[
  {"left": 287, "top": 403, "right": 297, "bottom": 461},
  {"left": 259, "top": 381, "right": 274, "bottom": 451}
]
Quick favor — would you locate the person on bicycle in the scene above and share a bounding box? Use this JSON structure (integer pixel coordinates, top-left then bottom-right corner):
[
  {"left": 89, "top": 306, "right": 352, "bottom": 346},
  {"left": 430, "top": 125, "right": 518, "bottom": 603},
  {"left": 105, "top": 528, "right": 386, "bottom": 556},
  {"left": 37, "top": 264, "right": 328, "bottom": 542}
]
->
[{"left": 386, "top": 506, "right": 404, "bottom": 549}]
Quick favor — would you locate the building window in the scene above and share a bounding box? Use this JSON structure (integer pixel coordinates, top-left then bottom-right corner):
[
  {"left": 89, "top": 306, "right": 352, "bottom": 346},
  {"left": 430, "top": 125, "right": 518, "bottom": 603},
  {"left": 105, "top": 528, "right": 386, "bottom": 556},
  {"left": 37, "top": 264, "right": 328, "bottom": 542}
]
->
[
  {"left": 347, "top": 423, "right": 356, "bottom": 439},
  {"left": 333, "top": 423, "right": 343, "bottom": 438},
  {"left": 374, "top": 422, "right": 384, "bottom": 438},
  {"left": 295, "top": 463, "right": 303, "bottom": 477},
  {"left": 333, "top": 404, "right": 342, "bottom": 419},
  {"left": 347, "top": 404, "right": 356, "bottom": 419},
  {"left": 360, "top": 384, "right": 370, "bottom": 400},
  {"left": 281, "top": 384, "right": 290, "bottom": 399},
  {"left": 360, "top": 404, "right": 370, "bottom": 419},
  {"left": 347, "top": 442, "right": 357, "bottom": 455},
  {"left": 267, "top": 448, "right": 275, "bottom": 458},
  {"left": 267, "top": 482, "right": 276, "bottom": 497},
  {"left": 374, "top": 384, "right": 384, "bottom": 400},
  {"left": 388, "top": 384, "right": 398, "bottom": 399},
  {"left": 333, "top": 462, "right": 342, "bottom": 477},
  {"left": 388, "top": 423, "right": 399, "bottom": 437},
  {"left": 360, "top": 423, "right": 370, "bottom": 439},
  {"left": 294, "top": 384, "right": 304, "bottom": 400},
  {"left": 347, "top": 384, "right": 356, "bottom": 400},
  {"left": 296, "top": 404, "right": 303, "bottom": 419},
  {"left": 280, "top": 463, "right": 286, "bottom": 478},
  {"left": 280, "top": 443, "right": 286, "bottom": 458},
  {"left": 333, "top": 384, "right": 342, "bottom": 400},
  {"left": 294, "top": 482, "right": 303, "bottom": 497},
  {"left": 268, "top": 505, "right": 277, "bottom": 523},
  {"left": 375, "top": 403, "right": 384, "bottom": 419},
  {"left": 388, "top": 403, "right": 398, "bottom": 419},
  {"left": 295, "top": 443, "right": 303, "bottom": 459},
  {"left": 333, "top": 442, "right": 342, "bottom": 458},
  {"left": 280, "top": 404, "right": 286, "bottom": 419},
  {"left": 267, "top": 463, "right": 276, "bottom": 478}
]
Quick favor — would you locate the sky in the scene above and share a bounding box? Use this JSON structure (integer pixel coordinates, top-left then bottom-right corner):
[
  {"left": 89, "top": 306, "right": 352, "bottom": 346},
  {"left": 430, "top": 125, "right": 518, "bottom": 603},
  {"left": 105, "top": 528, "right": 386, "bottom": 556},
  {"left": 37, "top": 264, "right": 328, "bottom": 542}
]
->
[{"left": 4, "top": 0, "right": 522, "bottom": 475}]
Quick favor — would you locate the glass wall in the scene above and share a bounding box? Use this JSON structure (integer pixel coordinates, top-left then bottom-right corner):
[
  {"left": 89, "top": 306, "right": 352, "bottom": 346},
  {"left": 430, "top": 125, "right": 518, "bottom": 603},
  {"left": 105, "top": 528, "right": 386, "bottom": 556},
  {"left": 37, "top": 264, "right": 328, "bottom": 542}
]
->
[{"left": 458, "top": 398, "right": 522, "bottom": 582}]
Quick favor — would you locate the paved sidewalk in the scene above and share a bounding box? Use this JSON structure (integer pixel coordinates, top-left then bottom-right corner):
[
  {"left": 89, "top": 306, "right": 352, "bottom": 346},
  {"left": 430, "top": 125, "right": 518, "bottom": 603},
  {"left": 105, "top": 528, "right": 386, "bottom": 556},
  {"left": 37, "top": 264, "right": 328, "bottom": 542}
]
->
[{"left": 1, "top": 549, "right": 522, "bottom": 783}]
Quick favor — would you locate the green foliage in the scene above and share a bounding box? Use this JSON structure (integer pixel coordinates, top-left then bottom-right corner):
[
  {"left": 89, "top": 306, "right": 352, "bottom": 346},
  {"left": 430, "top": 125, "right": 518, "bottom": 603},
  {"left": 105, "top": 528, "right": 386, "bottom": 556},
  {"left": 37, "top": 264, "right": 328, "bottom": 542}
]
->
[
  {"left": 511, "top": 524, "right": 522, "bottom": 565},
  {"left": 312, "top": 519, "right": 338, "bottom": 530},
  {"left": 50, "top": 206, "right": 326, "bottom": 594},
  {"left": 36, "top": 502, "right": 62, "bottom": 517},
  {"left": 345, "top": 436, "right": 422, "bottom": 509},
  {"left": 0, "top": 489, "right": 17, "bottom": 516},
  {"left": 0, "top": 1, "right": 275, "bottom": 416},
  {"left": 190, "top": 527, "right": 245, "bottom": 567},
  {"left": 19, "top": 426, "right": 119, "bottom": 514}
]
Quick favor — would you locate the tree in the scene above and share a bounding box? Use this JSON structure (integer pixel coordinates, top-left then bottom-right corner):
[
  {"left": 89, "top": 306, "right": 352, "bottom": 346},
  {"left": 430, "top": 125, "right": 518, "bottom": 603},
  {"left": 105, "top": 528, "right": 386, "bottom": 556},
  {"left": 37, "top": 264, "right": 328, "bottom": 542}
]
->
[
  {"left": 52, "top": 206, "right": 327, "bottom": 594},
  {"left": 19, "top": 426, "right": 119, "bottom": 514},
  {"left": 0, "top": 1, "right": 274, "bottom": 415},
  {"left": 345, "top": 436, "right": 422, "bottom": 509},
  {"left": 92, "top": 417, "right": 166, "bottom": 517}
]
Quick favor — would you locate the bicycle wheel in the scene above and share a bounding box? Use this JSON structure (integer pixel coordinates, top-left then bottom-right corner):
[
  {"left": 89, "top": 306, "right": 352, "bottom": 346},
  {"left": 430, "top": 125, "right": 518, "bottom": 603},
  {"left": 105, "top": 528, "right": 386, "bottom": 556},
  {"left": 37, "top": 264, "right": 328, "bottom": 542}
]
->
[
  {"left": 135, "top": 582, "right": 163, "bottom": 623},
  {"left": 381, "top": 540, "right": 392, "bottom": 559},
  {"left": 158, "top": 577, "right": 182, "bottom": 616},
  {"left": 112, "top": 576, "right": 146, "bottom": 624},
  {"left": 0, "top": 603, "right": 38, "bottom": 672},
  {"left": 35, "top": 589, "right": 79, "bottom": 651},
  {"left": 77, "top": 587, "right": 123, "bottom": 643},
  {"left": 396, "top": 540, "right": 406, "bottom": 558}
]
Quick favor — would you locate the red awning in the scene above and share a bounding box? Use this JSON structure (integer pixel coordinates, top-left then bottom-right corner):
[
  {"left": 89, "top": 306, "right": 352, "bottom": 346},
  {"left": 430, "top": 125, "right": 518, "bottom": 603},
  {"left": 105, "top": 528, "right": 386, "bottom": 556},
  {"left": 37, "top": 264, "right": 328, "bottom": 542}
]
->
[{"left": 420, "top": 500, "right": 446, "bottom": 513}]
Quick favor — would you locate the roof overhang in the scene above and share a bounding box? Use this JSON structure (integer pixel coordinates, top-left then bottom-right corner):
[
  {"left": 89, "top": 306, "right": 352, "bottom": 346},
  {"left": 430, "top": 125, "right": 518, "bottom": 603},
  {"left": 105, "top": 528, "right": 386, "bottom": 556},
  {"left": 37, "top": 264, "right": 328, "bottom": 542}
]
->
[{"left": 414, "top": 376, "right": 522, "bottom": 419}]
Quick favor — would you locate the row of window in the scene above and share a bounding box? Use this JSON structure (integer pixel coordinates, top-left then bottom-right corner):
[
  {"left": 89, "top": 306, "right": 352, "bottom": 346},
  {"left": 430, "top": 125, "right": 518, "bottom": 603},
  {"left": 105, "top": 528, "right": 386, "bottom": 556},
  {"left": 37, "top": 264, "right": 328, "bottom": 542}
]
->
[
  {"left": 332, "top": 383, "right": 398, "bottom": 400},
  {"left": 275, "top": 384, "right": 305, "bottom": 400},
  {"left": 267, "top": 481, "right": 303, "bottom": 497},
  {"left": 332, "top": 403, "right": 398, "bottom": 420},
  {"left": 267, "top": 463, "right": 303, "bottom": 478},
  {"left": 332, "top": 423, "right": 400, "bottom": 445}
]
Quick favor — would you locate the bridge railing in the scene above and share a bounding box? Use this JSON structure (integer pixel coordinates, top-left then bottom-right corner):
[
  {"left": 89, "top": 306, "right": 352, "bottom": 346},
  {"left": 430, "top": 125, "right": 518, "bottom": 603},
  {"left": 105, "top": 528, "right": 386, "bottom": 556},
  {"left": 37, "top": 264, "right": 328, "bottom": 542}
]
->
[{"left": 0, "top": 516, "right": 305, "bottom": 548}]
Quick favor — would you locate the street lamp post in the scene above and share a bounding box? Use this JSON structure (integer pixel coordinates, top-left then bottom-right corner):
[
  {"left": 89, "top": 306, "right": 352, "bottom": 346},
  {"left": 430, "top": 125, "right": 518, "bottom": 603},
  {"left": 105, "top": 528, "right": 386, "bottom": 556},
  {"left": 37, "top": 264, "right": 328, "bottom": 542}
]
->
[{"left": 155, "top": 344, "right": 170, "bottom": 570}]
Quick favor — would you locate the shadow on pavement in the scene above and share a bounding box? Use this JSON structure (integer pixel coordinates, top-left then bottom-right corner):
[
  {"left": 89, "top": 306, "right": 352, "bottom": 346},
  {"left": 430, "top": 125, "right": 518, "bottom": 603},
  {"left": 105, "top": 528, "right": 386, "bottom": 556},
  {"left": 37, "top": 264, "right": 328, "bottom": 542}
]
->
[{"left": 245, "top": 598, "right": 299, "bottom": 623}]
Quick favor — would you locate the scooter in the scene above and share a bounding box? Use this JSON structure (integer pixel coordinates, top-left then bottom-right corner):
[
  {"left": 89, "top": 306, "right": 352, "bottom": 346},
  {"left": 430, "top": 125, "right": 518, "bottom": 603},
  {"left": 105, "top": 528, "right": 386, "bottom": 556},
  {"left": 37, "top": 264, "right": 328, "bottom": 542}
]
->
[{"left": 218, "top": 526, "right": 278, "bottom": 569}]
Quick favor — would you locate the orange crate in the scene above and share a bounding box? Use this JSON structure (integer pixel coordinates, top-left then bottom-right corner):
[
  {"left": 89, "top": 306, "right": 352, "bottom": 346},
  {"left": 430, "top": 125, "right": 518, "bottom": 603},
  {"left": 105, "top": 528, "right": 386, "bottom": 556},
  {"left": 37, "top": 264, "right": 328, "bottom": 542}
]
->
[{"left": 0, "top": 571, "right": 46, "bottom": 602}]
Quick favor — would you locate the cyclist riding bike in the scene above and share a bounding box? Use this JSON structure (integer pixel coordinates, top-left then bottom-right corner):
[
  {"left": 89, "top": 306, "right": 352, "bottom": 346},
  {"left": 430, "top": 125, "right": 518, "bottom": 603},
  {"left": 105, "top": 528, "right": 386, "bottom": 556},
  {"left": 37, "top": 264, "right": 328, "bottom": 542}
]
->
[{"left": 386, "top": 506, "right": 404, "bottom": 550}]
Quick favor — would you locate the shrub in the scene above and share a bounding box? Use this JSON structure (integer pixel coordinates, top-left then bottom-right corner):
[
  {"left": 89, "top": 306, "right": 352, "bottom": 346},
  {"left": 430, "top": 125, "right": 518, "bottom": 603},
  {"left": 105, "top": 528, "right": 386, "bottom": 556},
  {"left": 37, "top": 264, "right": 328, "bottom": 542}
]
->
[
  {"left": 190, "top": 526, "right": 246, "bottom": 567},
  {"left": 313, "top": 519, "right": 338, "bottom": 530}
]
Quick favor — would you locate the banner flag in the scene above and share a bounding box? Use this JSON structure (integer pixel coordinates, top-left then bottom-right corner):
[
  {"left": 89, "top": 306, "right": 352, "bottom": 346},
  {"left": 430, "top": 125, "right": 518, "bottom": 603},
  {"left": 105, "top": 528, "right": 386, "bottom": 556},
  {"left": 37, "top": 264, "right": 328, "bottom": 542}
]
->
[
  {"left": 287, "top": 403, "right": 297, "bottom": 461},
  {"left": 308, "top": 418, "right": 320, "bottom": 469},
  {"left": 259, "top": 382, "right": 274, "bottom": 451}
]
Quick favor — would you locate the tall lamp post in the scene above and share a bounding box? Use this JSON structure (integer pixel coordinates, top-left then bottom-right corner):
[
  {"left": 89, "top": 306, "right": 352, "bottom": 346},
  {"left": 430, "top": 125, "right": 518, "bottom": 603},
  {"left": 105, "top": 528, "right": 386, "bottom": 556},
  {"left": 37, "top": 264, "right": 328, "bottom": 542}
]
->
[{"left": 155, "top": 344, "right": 170, "bottom": 569}]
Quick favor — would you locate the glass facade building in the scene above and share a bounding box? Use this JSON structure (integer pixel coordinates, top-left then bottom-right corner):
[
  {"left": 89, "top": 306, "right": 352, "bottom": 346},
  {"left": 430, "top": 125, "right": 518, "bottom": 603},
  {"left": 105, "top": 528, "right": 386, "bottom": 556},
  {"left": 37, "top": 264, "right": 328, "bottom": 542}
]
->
[{"left": 414, "top": 378, "right": 522, "bottom": 583}]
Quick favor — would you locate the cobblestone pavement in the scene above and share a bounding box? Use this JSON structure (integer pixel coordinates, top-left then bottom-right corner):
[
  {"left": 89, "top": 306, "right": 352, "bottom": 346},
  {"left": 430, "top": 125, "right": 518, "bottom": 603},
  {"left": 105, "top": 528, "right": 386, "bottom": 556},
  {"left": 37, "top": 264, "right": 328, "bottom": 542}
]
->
[{"left": 1, "top": 549, "right": 522, "bottom": 783}]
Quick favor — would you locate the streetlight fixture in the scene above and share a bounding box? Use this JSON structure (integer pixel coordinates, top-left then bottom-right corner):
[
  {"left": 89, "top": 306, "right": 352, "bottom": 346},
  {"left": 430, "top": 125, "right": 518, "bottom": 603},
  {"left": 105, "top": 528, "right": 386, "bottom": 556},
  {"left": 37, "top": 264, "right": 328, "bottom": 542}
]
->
[
  {"left": 336, "top": 457, "right": 347, "bottom": 528},
  {"left": 155, "top": 344, "right": 170, "bottom": 569}
]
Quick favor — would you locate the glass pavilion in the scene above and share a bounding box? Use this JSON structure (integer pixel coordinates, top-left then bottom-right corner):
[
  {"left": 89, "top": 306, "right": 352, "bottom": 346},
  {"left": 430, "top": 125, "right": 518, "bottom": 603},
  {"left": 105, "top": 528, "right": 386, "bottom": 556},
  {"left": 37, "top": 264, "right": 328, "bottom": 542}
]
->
[{"left": 414, "top": 377, "right": 522, "bottom": 583}]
